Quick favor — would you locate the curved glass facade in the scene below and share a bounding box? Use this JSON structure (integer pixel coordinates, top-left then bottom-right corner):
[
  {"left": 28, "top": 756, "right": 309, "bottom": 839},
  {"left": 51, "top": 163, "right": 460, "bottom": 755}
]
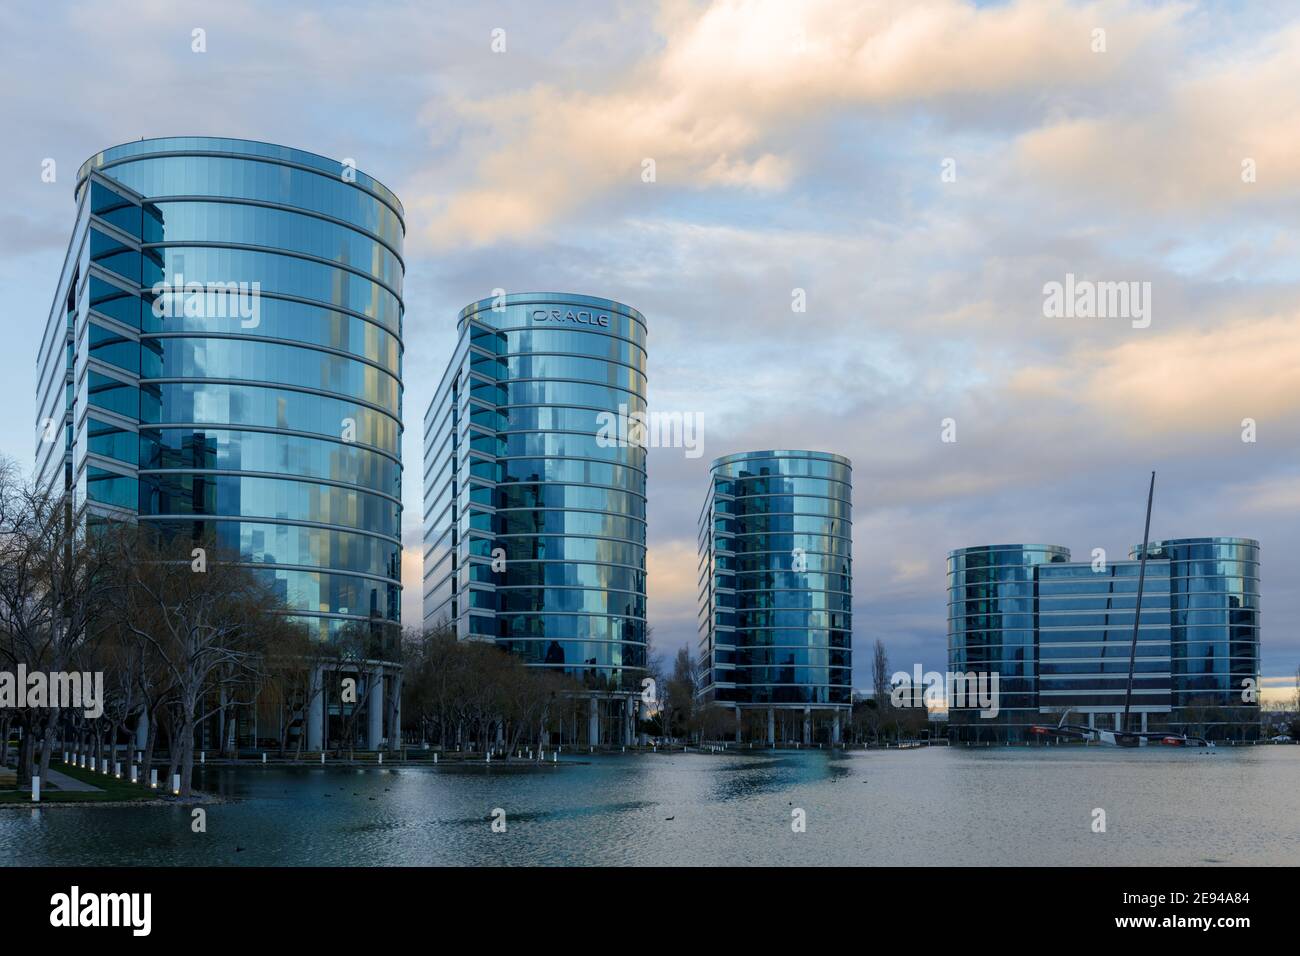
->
[
  {"left": 947, "top": 544, "right": 1069, "bottom": 742},
  {"left": 423, "top": 293, "right": 647, "bottom": 693},
  {"left": 38, "top": 137, "right": 403, "bottom": 646},
  {"left": 697, "top": 450, "right": 852, "bottom": 717},
  {"left": 1133, "top": 537, "right": 1261, "bottom": 738}
]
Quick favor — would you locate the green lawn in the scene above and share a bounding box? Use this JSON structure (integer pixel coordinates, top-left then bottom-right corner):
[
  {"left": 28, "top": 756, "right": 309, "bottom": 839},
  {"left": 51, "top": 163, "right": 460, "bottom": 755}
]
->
[{"left": 0, "top": 759, "right": 159, "bottom": 804}]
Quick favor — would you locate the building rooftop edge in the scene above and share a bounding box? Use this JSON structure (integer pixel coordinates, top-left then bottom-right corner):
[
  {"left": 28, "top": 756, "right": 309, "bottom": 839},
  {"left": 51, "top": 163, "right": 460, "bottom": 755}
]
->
[
  {"left": 75, "top": 136, "right": 404, "bottom": 217},
  {"left": 710, "top": 449, "right": 852, "bottom": 470}
]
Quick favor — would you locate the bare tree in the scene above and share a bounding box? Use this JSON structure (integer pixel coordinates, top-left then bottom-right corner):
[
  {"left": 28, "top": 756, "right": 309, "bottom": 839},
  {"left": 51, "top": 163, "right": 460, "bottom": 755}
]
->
[
  {"left": 0, "top": 460, "right": 116, "bottom": 785},
  {"left": 263, "top": 619, "right": 331, "bottom": 757},
  {"left": 659, "top": 646, "right": 696, "bottom": 743},
  {"left": 871, "top": 639, "right": 890, "bottom": 706},
  {"left": 108, "top": 528, "right": 277, "bottom": 798}
]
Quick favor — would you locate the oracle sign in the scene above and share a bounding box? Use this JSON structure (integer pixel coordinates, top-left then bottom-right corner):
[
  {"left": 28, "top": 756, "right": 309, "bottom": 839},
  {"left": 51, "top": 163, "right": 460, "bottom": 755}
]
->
[{"left": 531, "top": 308, "right": 610, "bottom": 328}]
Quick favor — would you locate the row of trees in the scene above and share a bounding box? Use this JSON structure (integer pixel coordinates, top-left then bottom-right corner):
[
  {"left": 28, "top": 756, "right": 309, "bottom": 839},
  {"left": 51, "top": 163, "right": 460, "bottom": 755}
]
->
[
  {"left": 0, "top": 458, "right": 389, "bottom": 798},
  {"left": 400, "top": 627, "right": 583, "bottom": 753}
]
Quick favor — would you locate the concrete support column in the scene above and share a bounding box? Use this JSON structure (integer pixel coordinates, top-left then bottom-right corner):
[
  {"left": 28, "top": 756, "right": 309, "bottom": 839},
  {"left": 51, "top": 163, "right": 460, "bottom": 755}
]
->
[
  {"left": 734, "top": 705, "right": 742, "bottom": 743},
  {"left": 389, "top": 671, "right": 402, "bottom": 751},
  {"left": 306, "top": 665, "right": 323, "bottom": 752},
  {"left": 637, "top": 698, "right": 648, "bottom": 746},
  {"left": 766, "top": 707, "right": 775, "bottom": 746},
  {"left": 802, "top": 706, "right": 811, "bottom": 745},
  {"left": 588, "top": 696, "right": 599, "bottom": 747},
  {"left": 1114, "top": 712, "right": 1122, "bottom": 731},
  {"left": 625, "top": 695, "right": 635, "bottom": 745},
  {"left": 831, "top": 712, "right": 841, "bottom": 745},
  {"left": 367, "top": 666, "right": 385, "bottom": 750},
  {"left": 1141, "top": 712, "right": 1148, "bottom": 733}
]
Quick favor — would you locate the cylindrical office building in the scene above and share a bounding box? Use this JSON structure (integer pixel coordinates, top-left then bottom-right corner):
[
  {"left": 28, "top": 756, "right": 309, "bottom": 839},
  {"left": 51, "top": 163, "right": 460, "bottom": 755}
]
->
[
  {"left": 947, "top": 544, "right": 1069, "bottom": 742},
  {"left": 36, "top": 137, "right": 405, "bottom": 749},
  {"left": 423, "top": 293, "right": 648, "bottom": 741},
  {"left": 1132, "top": 537, "right": 1261, "bottom": 740},
  {"left": 69, "top": 137, "right": 405, "bottom": 645},
  {"left": 697, "top": 450, "right": 852, "bottom": 744}
]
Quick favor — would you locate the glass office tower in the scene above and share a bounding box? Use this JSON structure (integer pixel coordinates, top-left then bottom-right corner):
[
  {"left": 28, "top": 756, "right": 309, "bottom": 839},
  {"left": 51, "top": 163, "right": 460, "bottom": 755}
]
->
[
  {"left": 422, "top": 293, "right": 647, "bottom": 745},
  {"left": 1134, "top": 538, "right": 1261, "bottom": 738},
  {"left": 947, "top": 544, "right": 1068, "bottom": 742},
  {"left": 948, "top": 537, "right": 1261, "bottom": 742},
  {"left": 696, "top": 450, "right": 852, "bottom": 744},
  {"left": 36, "top": 137, "right": 404, "bottom": 748}
]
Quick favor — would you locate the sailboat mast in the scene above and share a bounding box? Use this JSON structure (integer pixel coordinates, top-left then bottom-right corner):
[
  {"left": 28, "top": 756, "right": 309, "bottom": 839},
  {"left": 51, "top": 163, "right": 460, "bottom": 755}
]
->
[{"left": 1121, "top": 471, "right": 1156, "bottom": 733}]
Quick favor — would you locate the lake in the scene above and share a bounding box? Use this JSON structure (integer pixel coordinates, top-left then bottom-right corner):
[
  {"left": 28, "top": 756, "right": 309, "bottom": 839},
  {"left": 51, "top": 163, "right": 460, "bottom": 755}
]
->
[{"left": 3, "top": 746, "right": 1297, "bottom": 866}]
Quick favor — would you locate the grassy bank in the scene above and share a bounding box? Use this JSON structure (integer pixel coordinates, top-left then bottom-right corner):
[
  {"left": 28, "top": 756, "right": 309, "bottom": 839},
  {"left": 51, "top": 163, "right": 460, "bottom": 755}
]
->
[{"left": 0, "top": 759, "right": 157, "bottom": 804}]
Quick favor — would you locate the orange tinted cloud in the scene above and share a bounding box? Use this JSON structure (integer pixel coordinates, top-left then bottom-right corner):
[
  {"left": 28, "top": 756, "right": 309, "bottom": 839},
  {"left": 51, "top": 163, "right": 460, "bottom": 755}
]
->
[{"left": 422, "top": 0, "right": 1179, "bottom": 247}]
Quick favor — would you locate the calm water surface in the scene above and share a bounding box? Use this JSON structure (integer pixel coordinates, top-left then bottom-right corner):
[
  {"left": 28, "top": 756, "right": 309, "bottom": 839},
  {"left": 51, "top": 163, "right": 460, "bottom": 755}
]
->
[{"left": 3, "top": 747, "right": 1297, "bottom": 866}]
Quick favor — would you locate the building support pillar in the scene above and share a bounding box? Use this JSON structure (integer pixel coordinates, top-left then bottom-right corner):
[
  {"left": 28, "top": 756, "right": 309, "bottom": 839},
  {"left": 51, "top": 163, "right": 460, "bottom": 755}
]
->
[
  {"left": 367, "top": 666, "right": 384, "bottom": 750},
  {"left": 389, "top": 670, "right": 402, "bottom": 752},
  {"left": 306, "top": 665, "right": 323, "bottom": 752},
  {"left": 802, "top": 706, "right": 811, "bottom": 745},
  {"left": 218, "top": 686, "right": 227, "bottom": 754},
  {"left": 734, "top": 705, "right": 742, "bottom": 744},
  {"left": 832, "top": 711, "right": 841, "bottom": 745},
  {"left": 588, "top": 696, "right": 599, "bottom": 748},
  {"left": 766, "top": 707, "right": 775, "bottom": 746}
]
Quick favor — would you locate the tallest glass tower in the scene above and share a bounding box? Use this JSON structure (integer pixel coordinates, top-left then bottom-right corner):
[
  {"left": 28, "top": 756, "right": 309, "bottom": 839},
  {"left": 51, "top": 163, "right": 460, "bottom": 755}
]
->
[{"left": 35, "top": 137, "right": 405, "bottom": 651}]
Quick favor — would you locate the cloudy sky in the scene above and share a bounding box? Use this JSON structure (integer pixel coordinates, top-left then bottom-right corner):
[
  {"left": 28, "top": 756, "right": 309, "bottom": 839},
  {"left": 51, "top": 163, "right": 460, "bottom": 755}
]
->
[{"left": 2, "top": 0, "right": 1296, "bottom": 699}]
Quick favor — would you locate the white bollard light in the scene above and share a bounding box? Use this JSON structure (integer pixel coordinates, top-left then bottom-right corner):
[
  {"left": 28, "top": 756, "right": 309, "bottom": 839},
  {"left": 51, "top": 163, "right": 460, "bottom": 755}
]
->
[
  {"left": 433, "top": 753, "right": 438, "bottom": 764},
  {"left": 115, "top": 762, "right": 121, "bottom": 778},
  {"left": 378, "top": 753, "right": 382, "bottom": 765},
  {"left": 321, "top": 752, "right": 326, "bottom": 765},
  {"left": 150, "top": 769, "right": 157, "bottom": 789},
  {"left": 172, "top": 773, "right": 180, "bottom": 795},
  {"left": 200, "top": 751, "right": 205, "bottom": 764},
  {"left": 262, "top": 752, "right": 267, "bottom": 763},
  {"left": 130, "top": 764, "right": 137, "bottom": 784},
  {"left": 32, "top": 776, "right": 40, "bottom": 802}
]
